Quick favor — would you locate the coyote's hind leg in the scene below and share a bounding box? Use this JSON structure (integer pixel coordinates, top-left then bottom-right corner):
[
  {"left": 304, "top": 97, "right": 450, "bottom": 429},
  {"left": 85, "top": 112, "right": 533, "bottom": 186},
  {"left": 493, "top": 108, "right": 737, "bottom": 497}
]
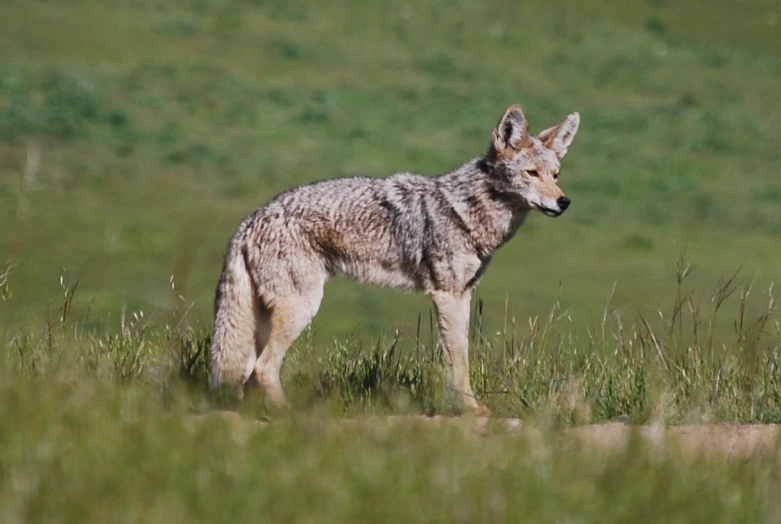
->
[{"left": 254, "top": 281, "right": 325, "bottom": 410}]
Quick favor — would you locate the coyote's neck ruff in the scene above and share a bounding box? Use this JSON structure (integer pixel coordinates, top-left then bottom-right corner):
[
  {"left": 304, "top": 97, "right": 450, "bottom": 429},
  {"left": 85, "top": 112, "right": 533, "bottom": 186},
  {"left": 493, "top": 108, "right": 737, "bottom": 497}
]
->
[
  {"left": 209, "top": 104, "right": 580, "bottom": 415},
  {"left": 435, "top": 158, "right": 531, "bottom": 261}
]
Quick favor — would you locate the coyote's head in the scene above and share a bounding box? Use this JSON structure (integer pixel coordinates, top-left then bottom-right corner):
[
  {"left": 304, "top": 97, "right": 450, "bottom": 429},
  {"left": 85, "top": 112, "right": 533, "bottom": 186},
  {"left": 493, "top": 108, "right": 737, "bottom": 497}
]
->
[{"left": 487, "top": 105, "right": 580, "bottom": 218}]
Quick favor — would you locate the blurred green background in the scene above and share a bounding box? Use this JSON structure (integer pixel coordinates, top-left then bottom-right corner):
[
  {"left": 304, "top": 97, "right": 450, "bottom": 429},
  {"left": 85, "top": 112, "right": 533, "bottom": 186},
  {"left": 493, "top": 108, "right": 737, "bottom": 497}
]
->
[{"left": 1, "top": 0, "right": 780, "bottom": 339}]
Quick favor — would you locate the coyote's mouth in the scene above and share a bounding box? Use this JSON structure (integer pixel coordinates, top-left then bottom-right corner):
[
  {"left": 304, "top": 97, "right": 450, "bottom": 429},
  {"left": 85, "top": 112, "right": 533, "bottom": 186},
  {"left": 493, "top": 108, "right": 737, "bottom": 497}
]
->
[{"left": 535, "top": 204, "right": 563, "bottom": 218}]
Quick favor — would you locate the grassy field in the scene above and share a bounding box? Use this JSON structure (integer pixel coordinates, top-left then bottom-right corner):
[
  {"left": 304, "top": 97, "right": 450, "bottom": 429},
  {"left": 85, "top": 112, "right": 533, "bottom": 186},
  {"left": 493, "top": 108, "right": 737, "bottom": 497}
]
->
[
  {"left": 2, "top": 0, "right": 781, "bottom": 521},
  {"left": 3, "top": 286, "right": 781, "bottom": 521},
  {"left": 2, "top": 0, "right": 781, "bottom": 335}
]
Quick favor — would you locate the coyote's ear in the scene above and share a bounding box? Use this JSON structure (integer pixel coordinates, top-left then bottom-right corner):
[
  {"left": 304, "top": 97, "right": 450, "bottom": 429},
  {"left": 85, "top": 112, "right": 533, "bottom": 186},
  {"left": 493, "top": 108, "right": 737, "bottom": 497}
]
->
[
  {"left": 537, "top": 112, "right": 580, "bottom": 159},
  {"left": 492, "top": 104, "right": 530, "bottom": 154}
]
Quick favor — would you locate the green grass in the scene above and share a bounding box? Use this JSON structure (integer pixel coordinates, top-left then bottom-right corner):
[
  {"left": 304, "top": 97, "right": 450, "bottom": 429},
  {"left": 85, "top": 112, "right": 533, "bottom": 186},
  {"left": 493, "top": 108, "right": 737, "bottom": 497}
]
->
[
  {"left": 3, "top": 267, "right": 781, "bottom": 521},
  {"left": 1, "top": 0, "right": 781, "bottom": 336},
  {"left": 6, "top": 257, "right": 781, "bottom": 423},
  {"left": 1, "top": 407, "right": 775, "bottom": 522},
  {"left": 2, "top": 400, "right": 775, "bottom": 523},
  {"left": 2, "top": 0, "right": 781, "bottom": 520}
]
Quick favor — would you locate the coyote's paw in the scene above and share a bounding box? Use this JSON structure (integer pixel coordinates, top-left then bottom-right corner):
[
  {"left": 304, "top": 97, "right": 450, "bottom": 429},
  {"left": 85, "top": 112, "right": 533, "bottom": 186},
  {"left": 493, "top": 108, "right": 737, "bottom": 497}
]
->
[{"left": 470, "top": 403, "right": 492, "bottom": 418}]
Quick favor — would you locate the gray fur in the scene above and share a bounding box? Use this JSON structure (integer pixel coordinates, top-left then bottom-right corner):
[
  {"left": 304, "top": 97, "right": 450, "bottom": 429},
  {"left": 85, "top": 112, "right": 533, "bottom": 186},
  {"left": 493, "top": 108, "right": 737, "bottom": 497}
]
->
[{"left": 209, "top": 104, "right": 581, "bottom": 414}]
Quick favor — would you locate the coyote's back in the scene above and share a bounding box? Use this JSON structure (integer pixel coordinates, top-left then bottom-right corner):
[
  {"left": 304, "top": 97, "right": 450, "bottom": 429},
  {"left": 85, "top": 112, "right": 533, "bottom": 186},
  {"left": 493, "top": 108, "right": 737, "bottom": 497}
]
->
[{"left": 210, "top": 103, "right": 581, "bottom": 413}]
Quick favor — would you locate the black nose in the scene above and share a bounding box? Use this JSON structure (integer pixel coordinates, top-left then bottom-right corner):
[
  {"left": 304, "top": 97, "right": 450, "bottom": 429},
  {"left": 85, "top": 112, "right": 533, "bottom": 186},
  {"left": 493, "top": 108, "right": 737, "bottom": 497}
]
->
[{"left": 557, "top": 196, "right": 571, "bottom": 211}]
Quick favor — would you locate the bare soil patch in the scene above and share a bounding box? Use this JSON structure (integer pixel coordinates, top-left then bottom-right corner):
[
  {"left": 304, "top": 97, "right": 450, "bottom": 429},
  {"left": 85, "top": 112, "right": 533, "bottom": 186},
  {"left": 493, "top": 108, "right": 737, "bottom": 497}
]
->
[
  {"left": 189, "top": 412, "right": 781, "bottom": 460},
  {"left": 566, "top": 422, "right": 780, "bottom": 459}
]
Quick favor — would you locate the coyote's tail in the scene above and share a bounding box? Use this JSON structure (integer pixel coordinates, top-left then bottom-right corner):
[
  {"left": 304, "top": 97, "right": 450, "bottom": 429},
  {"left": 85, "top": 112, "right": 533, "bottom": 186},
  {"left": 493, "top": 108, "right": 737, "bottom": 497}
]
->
[{"left": 208, "top": 246, "right": 257, "bottom": 400}]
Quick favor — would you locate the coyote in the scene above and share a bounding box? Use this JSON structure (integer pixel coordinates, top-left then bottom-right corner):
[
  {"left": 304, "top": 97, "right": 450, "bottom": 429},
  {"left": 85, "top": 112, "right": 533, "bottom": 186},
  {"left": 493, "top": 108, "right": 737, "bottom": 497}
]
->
[{"left": 209, "top": 104, "right": 580, "bottom": 415}]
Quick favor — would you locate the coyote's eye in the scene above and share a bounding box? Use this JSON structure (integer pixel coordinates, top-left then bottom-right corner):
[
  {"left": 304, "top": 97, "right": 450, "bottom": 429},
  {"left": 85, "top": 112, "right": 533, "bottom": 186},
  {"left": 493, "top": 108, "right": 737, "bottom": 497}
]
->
[{"left": 526, "top": 169, "right": 539, "bottom": 178}]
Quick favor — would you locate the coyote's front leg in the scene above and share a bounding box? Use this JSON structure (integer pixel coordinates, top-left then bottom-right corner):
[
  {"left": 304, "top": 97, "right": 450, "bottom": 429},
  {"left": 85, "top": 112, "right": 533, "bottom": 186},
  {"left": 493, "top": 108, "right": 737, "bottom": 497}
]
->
[{"left": 429, "top": 290, "right": 490, "bottom": 416}]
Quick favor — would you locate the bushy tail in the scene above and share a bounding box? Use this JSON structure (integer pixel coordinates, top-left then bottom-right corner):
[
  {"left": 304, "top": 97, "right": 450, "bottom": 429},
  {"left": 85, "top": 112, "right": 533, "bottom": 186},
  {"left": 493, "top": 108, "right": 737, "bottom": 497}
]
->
[{"left": 209, "top": 247, "right": 257, "bottom": 401}]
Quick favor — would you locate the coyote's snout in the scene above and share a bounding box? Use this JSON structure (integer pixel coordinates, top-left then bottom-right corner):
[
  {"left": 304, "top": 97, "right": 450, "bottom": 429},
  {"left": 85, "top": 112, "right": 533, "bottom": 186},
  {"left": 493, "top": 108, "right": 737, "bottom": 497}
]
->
[{"left": 209, "top": 104, "right": 580, "bottom": 415}]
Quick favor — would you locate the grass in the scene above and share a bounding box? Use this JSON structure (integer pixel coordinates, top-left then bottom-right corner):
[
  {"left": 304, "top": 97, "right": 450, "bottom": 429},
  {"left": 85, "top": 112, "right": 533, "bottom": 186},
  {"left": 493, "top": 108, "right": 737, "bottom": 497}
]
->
[
  {"left": 5, "top": 255, "right": 781, "bottom": 423},
  {"left": 1, "top": 0, "right": 781, "bottom": 336},
  {"left": 2, "top": 402, "right": 775, "bottom": 523},
  {"left": 1, "top": 410, "right": 775, "bottom": 523},
  {"left": 2, "top": 0, "right": 781, "bottom": 520},
  {"left": 3, "top": 264, "right": 781, "bottom": 521}
]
